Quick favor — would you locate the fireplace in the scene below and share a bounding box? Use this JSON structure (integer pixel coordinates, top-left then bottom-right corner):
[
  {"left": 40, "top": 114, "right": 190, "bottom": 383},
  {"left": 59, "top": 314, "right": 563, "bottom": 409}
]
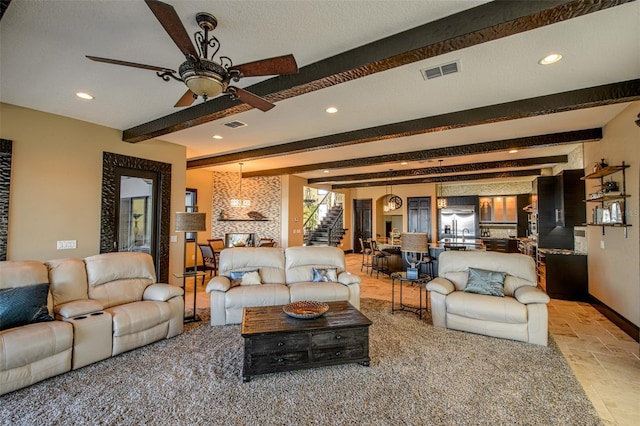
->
[{"left": 225, "top": 233, "right": 255, "bottom": 248}]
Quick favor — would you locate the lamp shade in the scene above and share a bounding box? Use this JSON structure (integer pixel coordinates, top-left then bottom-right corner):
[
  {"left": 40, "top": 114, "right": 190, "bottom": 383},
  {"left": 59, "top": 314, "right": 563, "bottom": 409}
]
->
[
  {"left": 175, "top": 212, "right": 206, "bottom": 233},
  {"left": 400, "top": 233, "right": 429, "bottom": 253}
]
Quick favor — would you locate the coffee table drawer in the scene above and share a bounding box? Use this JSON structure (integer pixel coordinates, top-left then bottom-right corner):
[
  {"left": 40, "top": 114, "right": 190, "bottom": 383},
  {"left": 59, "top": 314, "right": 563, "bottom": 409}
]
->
[
  {"left": 311, "top": 328, "right": 367, "bottom": 348},
  {"left": 250, "top": 351, "right": 309, "bottom": 371},
  {"left": 247, "top": 334, "right": 309, "bottom": 353},
  {"left": 312, "top": 345, "right": 365, "bottom": 362}
]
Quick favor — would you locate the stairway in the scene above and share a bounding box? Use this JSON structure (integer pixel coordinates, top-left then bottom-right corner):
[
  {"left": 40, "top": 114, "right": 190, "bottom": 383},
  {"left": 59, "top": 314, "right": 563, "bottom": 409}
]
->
[{"left": 305, "top": 204, "right": 347, "bottom": 247}]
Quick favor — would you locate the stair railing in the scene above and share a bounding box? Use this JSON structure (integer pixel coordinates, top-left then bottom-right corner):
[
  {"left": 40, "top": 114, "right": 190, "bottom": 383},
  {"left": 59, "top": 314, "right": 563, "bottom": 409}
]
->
[{"left": 303, "top": 191, "right": 345, "bottom": 246}]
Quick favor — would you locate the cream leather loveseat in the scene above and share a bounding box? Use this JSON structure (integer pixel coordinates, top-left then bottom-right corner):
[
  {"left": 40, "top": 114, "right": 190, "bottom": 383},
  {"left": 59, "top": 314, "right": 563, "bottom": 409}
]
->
[
  {"left": 426, "top": 250, "right": 550, "bottom": 346},
  {"left": 0, "top": 252, "right": 183, "bottom": 395},
  {"left": 206, "top": 246, "right": 361, "bottom": 325}
]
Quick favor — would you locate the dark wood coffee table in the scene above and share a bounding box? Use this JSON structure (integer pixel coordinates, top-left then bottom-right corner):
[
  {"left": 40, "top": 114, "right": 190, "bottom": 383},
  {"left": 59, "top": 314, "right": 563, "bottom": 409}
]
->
[{"left": 241, "top": 301, "right": 371, "bottom": 382}]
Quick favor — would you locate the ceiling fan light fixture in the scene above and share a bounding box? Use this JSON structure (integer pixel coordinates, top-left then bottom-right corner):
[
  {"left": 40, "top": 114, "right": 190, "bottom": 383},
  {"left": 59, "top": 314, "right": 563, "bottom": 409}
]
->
[{"left": 179, "top": 59, "right": 226, "bottom": 99}]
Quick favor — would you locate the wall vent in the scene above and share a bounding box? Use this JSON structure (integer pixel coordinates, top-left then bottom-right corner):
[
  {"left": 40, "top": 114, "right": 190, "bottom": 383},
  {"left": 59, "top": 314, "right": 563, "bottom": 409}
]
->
[
  {"left": 421, "top": 60, "right": 460, "bottom": 80},
  {"left": 224, "top": 120, "right": 248, "bottom": 129}
]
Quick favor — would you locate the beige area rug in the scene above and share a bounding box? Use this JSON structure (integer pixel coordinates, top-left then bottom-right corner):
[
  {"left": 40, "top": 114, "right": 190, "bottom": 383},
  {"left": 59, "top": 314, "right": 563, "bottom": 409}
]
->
[{"left": 0, "top": 299, "right": 601, "bottom": 425}]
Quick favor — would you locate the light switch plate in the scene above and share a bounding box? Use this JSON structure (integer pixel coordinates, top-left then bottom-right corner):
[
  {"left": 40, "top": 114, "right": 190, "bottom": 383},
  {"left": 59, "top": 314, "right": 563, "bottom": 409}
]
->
[
  {"left": 600, "top": 240, "right": 605, "bottom": 249},
  {"left": 57, "top": 240, "right": 76, "bottom": 250}
]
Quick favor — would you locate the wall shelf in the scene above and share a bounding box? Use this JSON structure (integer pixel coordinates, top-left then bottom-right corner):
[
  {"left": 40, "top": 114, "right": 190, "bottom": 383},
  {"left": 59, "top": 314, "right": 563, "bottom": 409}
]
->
[{"left": 582, "top": 161, "right": 630, "bottom": 238}]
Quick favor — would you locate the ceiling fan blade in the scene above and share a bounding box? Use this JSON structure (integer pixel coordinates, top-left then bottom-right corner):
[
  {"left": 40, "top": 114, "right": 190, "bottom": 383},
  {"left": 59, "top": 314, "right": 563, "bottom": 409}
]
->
[
  {"left": 174, "top": 89, "right": 196, "bottom": 107},
  {"left": 145, "top": 0, "right": 199, "bottom": 59},
  {"left": 228, "top": 87, "right": 275, "bottom": 112},
  {"left": 231, "top": 54, "right": 298, "bottom": 77},
  {"left": 86, "top": 56, "right": 176, "bottom": 73}
]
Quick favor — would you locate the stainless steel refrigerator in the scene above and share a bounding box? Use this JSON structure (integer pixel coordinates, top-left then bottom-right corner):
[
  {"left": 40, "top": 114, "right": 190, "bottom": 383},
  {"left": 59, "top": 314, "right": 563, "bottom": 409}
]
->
[{"left": 438, "top": 206, "right": 478, "bottom": 240}]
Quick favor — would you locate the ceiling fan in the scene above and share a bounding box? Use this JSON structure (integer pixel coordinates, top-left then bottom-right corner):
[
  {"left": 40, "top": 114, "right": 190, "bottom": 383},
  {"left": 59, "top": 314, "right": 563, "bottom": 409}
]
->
[{"left": 86, "top": 0, "right": 298, "bottom": 110}]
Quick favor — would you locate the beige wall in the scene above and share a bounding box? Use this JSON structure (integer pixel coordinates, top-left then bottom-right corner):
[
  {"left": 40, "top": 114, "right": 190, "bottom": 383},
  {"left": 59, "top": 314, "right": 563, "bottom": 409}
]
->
[
  {"left": 185, "top": 168, "right": 214, "bottom": 268},
  {"left": 1, "top": 103, "right": 187, "bottom": 285},
  {"left": 583, "top": 102, "right": 640, "bottom": 327},
  {"left": 283, "top": 175, "right": 305, "bottom": 247}
]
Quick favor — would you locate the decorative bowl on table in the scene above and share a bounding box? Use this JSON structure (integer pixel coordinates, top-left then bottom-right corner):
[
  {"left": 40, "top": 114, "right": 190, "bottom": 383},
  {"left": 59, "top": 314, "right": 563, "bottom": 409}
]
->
[{"left": 283, "top": 301, "right": 329, "bottom": 319}]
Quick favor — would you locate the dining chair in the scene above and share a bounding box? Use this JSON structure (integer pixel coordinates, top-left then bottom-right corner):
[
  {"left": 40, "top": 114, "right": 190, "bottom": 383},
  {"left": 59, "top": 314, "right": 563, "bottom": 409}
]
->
[{"left": 197, "top": 243, "right": 218, "bottom": 285}]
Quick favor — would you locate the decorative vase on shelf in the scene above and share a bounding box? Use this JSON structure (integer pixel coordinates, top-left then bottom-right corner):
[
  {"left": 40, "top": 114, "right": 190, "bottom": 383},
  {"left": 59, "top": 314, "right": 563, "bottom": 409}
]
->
[{"left": 599, "top": 158, "right": 608, "bottom": 169}]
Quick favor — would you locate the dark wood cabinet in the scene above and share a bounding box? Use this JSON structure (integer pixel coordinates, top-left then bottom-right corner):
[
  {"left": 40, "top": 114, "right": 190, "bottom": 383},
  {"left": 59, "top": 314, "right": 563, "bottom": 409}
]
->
[
  {"left": 483, "top": 238, "right": 518, "bottom": 253},
  {"left": 538, "top": 252, "right": 588, "bottom": 301},
  {"left": 554, "top": 169, "right": 586, "bottom": 227},
  {"left": 534, "top": 170, "right": 585, "bottom": 249},
  {"left": 516, "top": 194, "right": 530, "bottom": 237}
]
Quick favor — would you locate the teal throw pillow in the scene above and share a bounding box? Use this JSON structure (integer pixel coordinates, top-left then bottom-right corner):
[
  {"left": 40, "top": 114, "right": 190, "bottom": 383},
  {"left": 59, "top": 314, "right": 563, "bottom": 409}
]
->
[
  {"left": 0, "top": 283, "right": 54, "bottom": 331},
  {"left": 312, "top": 267, "right": 338, "bottom": 283},
  {"left": 464, "top": 268, "right": 506, "bottom": 297}
]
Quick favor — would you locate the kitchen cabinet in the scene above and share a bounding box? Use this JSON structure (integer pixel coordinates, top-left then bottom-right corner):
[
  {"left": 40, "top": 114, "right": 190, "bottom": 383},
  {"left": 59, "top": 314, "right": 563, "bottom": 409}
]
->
[
  {"left": 479, "top": 196, "right": 517, "bottom": 223},
  {"left": 582, "top": 162, "right": 631, "bottom": 238},
  {"left": 537, "top": 250, "right": 588, "bottom": 301},
  {"left": 483, "top": 238, "right": 518, "bottom": 253},
  {"left": 533, "top": 170, "right": 585, "bottom": 250},
  {"left": 516, "top": 194, "right": 530, "bottom": 237},
  {"left": 554, "top": 169, "right": 586, "bottom": 227}
]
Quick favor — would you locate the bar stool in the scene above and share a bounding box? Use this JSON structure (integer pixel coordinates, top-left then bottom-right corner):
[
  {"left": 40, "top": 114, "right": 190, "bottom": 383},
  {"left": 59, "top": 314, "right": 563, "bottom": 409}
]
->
[
  {"left": 359, "top": 238, "right": 372, "bottom": 274},
  {"left": 370, "top": 240, "right": 390, "bottom": 278}
]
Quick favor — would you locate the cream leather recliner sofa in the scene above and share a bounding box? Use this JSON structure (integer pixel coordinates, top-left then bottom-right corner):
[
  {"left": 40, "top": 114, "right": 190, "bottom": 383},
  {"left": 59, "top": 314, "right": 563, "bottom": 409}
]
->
[
  {"left": 426, "top": 250, "right": 550, "bottom": 346},
  {"left": 206, "top": 246, "right": 361, "bottom": 325},
  {"left": 0, "top": 252, "right": 183, "bottom": 395}
]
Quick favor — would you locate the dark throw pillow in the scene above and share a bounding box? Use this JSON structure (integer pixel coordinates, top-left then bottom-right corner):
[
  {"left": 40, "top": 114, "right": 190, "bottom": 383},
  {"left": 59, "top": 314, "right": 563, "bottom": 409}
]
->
[
  {"left": 463, "top": 268, "right": 506, "bottom": 297},
  {"left": 312, "top": 267, "right": 338, "bottom": 283},
  {"left": 0, "top": 283, "right": 54, "bottom": 331}
]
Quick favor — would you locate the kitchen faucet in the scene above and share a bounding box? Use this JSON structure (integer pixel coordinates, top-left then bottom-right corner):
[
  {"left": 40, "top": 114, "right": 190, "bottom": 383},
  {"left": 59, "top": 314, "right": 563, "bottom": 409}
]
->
[{"left": 462, "top": 228, "right": 469, "bottom": 242}]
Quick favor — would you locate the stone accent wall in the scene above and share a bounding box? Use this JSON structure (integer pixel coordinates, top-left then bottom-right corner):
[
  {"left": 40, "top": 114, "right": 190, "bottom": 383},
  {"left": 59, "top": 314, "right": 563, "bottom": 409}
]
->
[
  {"left": 211, "top": 172, "right": 281, "bottom": 245},
  {"left": 553, "top": 144, "right": 584, "bottom": 175},
  {"left": 442, "top": 180, "right": 533, "bottom": 197}
]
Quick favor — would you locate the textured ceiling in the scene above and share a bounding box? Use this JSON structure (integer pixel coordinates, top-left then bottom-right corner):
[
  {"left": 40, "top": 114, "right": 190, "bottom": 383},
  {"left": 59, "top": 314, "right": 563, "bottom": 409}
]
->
[{"left": 1, "top": 0, "right": 639, "bottom": 187}]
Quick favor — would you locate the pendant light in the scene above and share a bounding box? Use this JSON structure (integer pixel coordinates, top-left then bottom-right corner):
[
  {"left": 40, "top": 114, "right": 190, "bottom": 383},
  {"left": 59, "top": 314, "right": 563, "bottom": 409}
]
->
[
  {"left": 437, "top": 160, "right": 447, "bottom": 209},
  {"left": 230, "top": 163, "right": 251, "bottom": 208}
]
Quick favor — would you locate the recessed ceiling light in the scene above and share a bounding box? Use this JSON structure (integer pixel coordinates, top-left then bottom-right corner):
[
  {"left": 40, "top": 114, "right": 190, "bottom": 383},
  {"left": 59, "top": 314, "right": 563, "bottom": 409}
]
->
[
  {"left": 400, "top": 161, "right": 408, "bottom": 165},
  {"left": 509, "top": 149, "right": 518, "bottom": 153},
  {"left": 212, "top": 135, "right": 223, "bottom": 140},
  {"left": 76, "top": 92, "right": 94, "bottom": 100},
  {"left": 539, "top": 53, "right": 562, "bottom": 65},
  {"left": 323, "top": 170, "right": 330, "bottom": 173},
  {"left": 325, "top": 107, "right": 338, "bottom": 114}
]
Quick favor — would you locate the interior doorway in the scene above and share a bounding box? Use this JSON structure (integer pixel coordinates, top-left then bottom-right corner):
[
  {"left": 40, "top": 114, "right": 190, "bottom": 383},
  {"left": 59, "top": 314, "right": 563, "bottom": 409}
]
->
[{"left": 353, "top": 199, "right": 372, "bottom": 253}]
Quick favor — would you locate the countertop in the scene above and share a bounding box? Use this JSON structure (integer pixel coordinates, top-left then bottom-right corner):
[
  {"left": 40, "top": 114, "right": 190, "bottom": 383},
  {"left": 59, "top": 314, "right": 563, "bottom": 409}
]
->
[{"left": 538, "top": 248, "right": 587, "bottom": 256}]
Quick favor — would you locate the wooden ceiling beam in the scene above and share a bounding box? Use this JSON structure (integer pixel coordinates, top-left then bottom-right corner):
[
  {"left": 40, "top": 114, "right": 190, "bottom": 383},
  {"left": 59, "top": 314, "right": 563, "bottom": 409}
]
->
[
  {"left": 307, "top": 155, "right": 568, "bottom": 184},
  {"left": 240, "top": 128, "right": 600, "bottom": 178},
  {"left": 124, "top": 0, "right": 628, "bottom": 143},
  {"left": 188, "top": 77, "right": 637, "bottom": 170},
  {"left": 331, "top": 169, "right": 543, "bottom": 190}
]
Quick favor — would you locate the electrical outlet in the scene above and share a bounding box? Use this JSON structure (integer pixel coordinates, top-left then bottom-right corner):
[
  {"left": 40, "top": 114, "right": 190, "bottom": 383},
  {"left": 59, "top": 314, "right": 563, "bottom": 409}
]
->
[
  {"left": 600, "top": 240, "right": 605, "bottom": 249},
  {"left": 170, "top": 235, "right": 177, "bottom": 243},
  {"left": 56, "top": 240, "right": 77, "bottom": 250}
]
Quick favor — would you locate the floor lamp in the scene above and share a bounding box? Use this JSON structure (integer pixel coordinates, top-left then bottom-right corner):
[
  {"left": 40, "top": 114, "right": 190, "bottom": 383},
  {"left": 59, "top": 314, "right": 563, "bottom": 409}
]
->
[
  {"left": 175, "top": 209, "right": 206, "bottom": 323},
  {"left": 400, "top": 233, "right": 429, "bottom": 279}
]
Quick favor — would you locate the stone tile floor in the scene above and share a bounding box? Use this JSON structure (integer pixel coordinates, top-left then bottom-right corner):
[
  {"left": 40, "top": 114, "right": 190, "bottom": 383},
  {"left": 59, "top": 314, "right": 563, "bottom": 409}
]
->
[{"left": 186, "top": 252, "right": 639, "bottom": 425}]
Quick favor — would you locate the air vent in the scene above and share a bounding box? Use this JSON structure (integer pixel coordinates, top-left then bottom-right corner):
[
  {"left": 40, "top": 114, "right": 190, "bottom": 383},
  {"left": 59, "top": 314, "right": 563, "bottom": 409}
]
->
[
  {"left": 224, "top": 120, "right": 247, "bottom": 129},
  {"left": 421, "top": 60, "right": 460, "bottom": 80}
]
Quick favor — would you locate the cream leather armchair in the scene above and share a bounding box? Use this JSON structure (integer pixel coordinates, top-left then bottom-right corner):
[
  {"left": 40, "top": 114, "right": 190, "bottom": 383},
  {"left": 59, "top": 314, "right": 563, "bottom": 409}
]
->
[{"left": 427, "top": 251, "right": 550, "bottom": 346}]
